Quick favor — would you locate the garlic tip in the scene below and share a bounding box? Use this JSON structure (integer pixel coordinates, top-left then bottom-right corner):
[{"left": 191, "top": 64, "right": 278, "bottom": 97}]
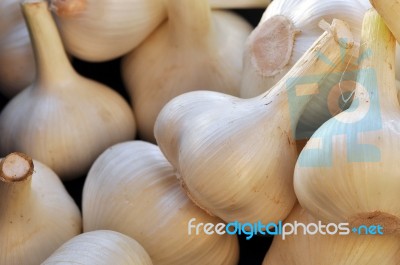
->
[
  {"left": 50, "top": 0, "right": 86, "bottom": 17},
  {"left": 0, "top": 153, "right": 34, "bottom": 183}
]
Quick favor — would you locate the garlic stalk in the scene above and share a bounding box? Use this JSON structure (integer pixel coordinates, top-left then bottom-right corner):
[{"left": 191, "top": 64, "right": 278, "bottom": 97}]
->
[
  {"left": 0, "top": 0, "right": 35, "bottom": 97},
  {"left": 209, "top": 0, "right": 270, "bottom": 9},
  {"left": 263, "top": 204, "right": 400, "bottom": 265},
  {"left": 0, "top": 152, "right": 81, "bottom": 265},
  {"left": 49, "top": 0, "right": 166, "bottom": 62},
  {"left": 154, "top": 20, "right": 354, "bottom": 225},
  {"left": 294, "top": 9, "right": 400, "bottom": 233},
  {"left": 0, "top": 0, "right": 136, "bottom": 180},
  {"left": 122, "top": 0, "right": 252, "bottom": 142},
  {"left": 83, "top": 141, "right": 239, "bottom": 265},
  {"left": 42, "top": 230, "right": 153, "bottom": 265},
  {"left": 370, "top": 0, "right": 400, "bottom": 43},
  {"left": 241, "top": 0, "right": 370, "bottom": 138}
]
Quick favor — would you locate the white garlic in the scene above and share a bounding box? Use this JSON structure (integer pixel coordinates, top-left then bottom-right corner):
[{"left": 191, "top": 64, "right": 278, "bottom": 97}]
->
[
  {"left": 42, "top": 230, "right": 153, "bottom": 265},
  {"left": 209, "top": 0, "right": 270, "bottom": 9},
  {"left": 0, "top": 152, "right": 81, "bottom": 265},
  {"left": 0, "top": 0, "right": 35, "bottom": 97},
  {"left": 83, "top": 141, "right": 239, "bottom": 265},
  {"left": 241, "top": 0, "right": 372, "bottom": 138},
  {"left": 122, "top": 0, "right": 252, "bottom": 142},
  {"left": 263, "top": 204, "right": 400, "bottom": 265},
  {"left": 294, "top": 9, "right": 400, "bottom": 233},
  {"left": 0, "top": 0, "right": 136, "bottom": 180},
  {"left": 154, "top": 20, "right": 354, "bottom": 225},
  {"left": 49, "top": 0, "right": 166, "bottom": 62}
]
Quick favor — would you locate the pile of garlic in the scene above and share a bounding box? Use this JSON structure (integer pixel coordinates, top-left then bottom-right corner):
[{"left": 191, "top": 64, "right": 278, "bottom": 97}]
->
[{"left": 1, "top": 0, "right": 400, "bottom": 264}]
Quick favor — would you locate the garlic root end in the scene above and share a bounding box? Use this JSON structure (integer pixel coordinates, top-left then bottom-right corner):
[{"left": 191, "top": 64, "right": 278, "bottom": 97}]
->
[
  {"left": 50, "top": 0, "right": 86, "bottom": 17},
  {"left": 349, "top": 211, "right": 400, "bottom": 234},
  {"left": 0, "top": 153, "right": 34, "bottom": 183}
]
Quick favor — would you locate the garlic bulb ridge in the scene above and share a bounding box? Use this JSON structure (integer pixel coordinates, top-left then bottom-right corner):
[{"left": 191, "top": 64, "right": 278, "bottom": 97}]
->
[
  {"left": 83, "top": 141, "right": 239, "bottom": 265},
  {"left": 0, "top": 152, "right": 81, "bottom": 265},
  {"left": 122, "top": 0, "right": 253, "bottom": 142},
  {"left": 0, "top": 0, "right": 136, "bottom": 180},
  {"left": 294, "top": 9, "right": 400, "bottom": 233},
  {"left": 50, "top": 0, "right": 166, "bottom": 62},
  {"left": 0, "top": 0, "right": 35, "bottom": 97},
  {"left": 263, "top": 204, "right": 400, "bottom": 265},
  {"left": 154, "top": 19, "right": 354, "bottom": 225},
  {"left": 42, "top": 230, "right": 153, "bottom": 265}
]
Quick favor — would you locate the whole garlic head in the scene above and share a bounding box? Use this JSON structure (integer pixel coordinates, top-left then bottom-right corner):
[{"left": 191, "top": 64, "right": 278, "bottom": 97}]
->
[
  {"left": 0, "top": 0, "right": 136, "bottom": 180},
  {"left": 0, "top": 152, "right": 81, "bottom": 265}
]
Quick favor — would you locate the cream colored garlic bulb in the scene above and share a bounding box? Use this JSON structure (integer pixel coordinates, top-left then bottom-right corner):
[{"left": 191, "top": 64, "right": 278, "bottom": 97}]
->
[
  {"left": 154, "top": 20, "right": 354, "bottom": 225},
  {"left": 42, "top": 230, "right": 153, "bottom": 265},
  {"left": 294, "top": 10, "right": 400, "bottom": 233},
  {"left": 241, "top": 0, "right": 372, "bottom": 138},
  {"left": 83, "top": 141, "right": 239, "bottom": 265},
  {"left": 49, "top": 0, "right": 166, "bottom": 62},
  {"left": 0, "top": 152, "right": 81, "bottom": 265},
  {"left": 209, "top": 0, "right": 270, "bottom": 8},
  {"left": 122, "top": 0, "right": 252, "bottom": 142},
  {"left": 0, "top": 0, "right": 136, "bottom": 180},
  {"left": 0, "top": 0, "right": 35, "bottom": 97},
  {"left": 263, "top": 204, "right": 400, "bottom": 265}
]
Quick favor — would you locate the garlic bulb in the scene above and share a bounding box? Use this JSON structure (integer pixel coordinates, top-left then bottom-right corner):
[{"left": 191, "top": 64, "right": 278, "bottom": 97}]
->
[
  {"left": 209, "top": 0, "right": 270, "bottom": 9},
  {"left": 42, "top": 230, "right": 153, "bottom": 265},
  {"left": 122, "top": 0, "right": 252, "bottom": 142},
  {"left": 0, "top": 0, "right": 136, "bottom": 180},
  {"left": 0, "top": 0, "right": 35, "bottom": 97},
  {"left": 0, "top": 152, "right": 81, "bottom": 265},
  {"left": 49, "top": 0, "right": 166, "bottom": 62},
  {"left": 294, "top": 9, "right": 400, "bottom": 233},
  {"left": 83, "top": 141, "right": 239, "bottom": 265},
  {"left": 154, "top": 20, "right": 354, "bottom": 225},
  {"left": 241, "top": 0, "right": 371, "bottom": 138},
  {"left": 263, "top": 204, "right": 400, "bottom": 265}
]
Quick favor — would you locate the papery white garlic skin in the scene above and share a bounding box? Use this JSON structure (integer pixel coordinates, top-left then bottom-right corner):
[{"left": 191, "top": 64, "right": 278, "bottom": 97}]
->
[
  {"left": 263, "top": 204, "right": 400, "bottom": 265},
  {"left": 42, "top": 230, "right": 153, "bottom": 265},
  {"left": 83, "top": 141, "right": 239, "bottom": 265},
  {"left": 241, "top": 0, "right": 369, "bottom": 98},
  {"left": 0, "top": 0, "right": 35, "bottom": 97},
  {"left": 154, "top": 20, "right": 354, "bottom": 225},
  {"left": 209, "top": 0, "right": 270, "bottom": 8},
  {"left": 0, "top": 0, "right": 136, "bottom": 180},
  {"left": 122, "top": 6, "right": 252, "bottom": 142},
  {"left": 50, "top": 0, "right": 166, "bottom": 62},
  {"left": 294, "top": 9, "right": 400, "bottom": 233},
  {"left": 0, "top": 152, "right": 81, "bottom": 265},
  {"left": 240, "top": 0, "right": 370, "bottom": 138}
]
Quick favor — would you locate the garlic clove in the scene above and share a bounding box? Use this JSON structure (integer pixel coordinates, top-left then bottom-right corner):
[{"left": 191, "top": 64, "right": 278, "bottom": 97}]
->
[
  {"left": 83, "top": 141, "right": 239, "bottom": 265},
  {"left": 241, "top": 0, "right": 371, "bottom": 139},
  {"left": 0, "top": 152, "right": 81, "bottom": 265},
  {"left": 0, "top": 0, "right": 35, "bottom": 97},
  {"left": 42, "top": 230, "right": 153, "bottom": 265},
  {"left": 50, "top": 0, "right": 166, "bottom": 62},
  {"left": 263, "top": 204, "right": 400, "bottom": 265},
  {"left": 0, "top": 0, "right": 136, "bottom": 180},
  {"left": 209, "top": 0, "right": 270, "bottom": 9},
  {"left": 294, "top": 9, "right": 400, "bottom": 233},
  {"left": 154, "top": 19, "right": 354, "bottom": 225},
  {"left": 122, "top": 0, "right": 253, "bottom": 142}
]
